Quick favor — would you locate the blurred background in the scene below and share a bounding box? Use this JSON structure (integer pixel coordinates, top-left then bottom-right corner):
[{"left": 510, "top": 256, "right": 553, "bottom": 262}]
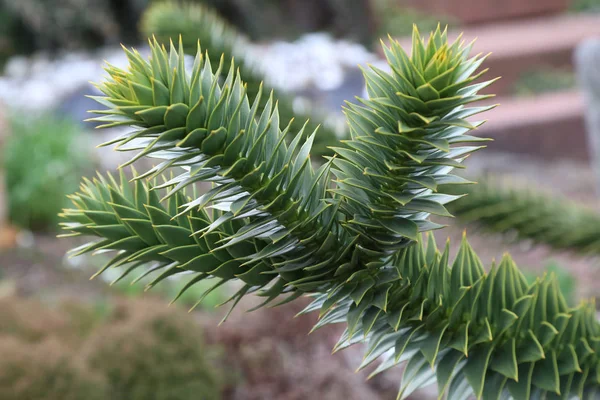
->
[{"left": 1, "top": 0, "right": 600, "bottom": 399}]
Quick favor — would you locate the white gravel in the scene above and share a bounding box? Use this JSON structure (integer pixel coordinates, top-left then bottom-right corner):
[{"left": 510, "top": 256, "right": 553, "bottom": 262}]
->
[
  {"left": 250, "top": 33, "right": 379, "bottom": 92},
  {"left": 0, "top": 34, "right": 384, "bottom": 169},
  {"left": 0, "top": 46, "right": 141, "bottom": 111},
  {"left": 0, "top": 33, "right": 383, "bottom": 113}
]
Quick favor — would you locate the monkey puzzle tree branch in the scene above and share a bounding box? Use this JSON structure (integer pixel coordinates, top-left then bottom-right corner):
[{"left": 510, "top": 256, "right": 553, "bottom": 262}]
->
[{"left": 60, "top": 27, "right": 600, "bottom": 399}]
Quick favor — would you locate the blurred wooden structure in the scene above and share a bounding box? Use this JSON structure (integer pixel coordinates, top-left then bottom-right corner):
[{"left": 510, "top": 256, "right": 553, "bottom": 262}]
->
[{"left": 401, "top": 0, "right": 569, "bottom": 24}]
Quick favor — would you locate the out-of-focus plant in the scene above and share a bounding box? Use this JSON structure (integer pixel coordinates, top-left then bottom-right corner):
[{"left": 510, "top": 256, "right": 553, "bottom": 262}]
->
[
  {"left": 0, "top": 0, "right": 151, "bottom": 64},
  {"left": 512, "top": 68, "right": 577, "bottom": 97},
  {"left": 570, "top": 0, "right": 600, "bottom": 13},
  {"left": 3, "top": 114, "right": 89, "bottom": 231},
  {"left": 0, "top": 337, "right": 108, "bottom": 400},
  {"left": 0, "top": 0, "right": 117, "bottom": 51},
  {"left": 83, "top": 299, "right": 222, "bottom": 400},
  {"left": 372, "top": 0, "right": 457, "bottom": 39},
  {"left": 151, "top": 0, "right": 374, "bottom": 44},
  {"left": 0, "top": 296, "right": 75, "bottom": 342},
  {"left": 0, "top": 7, "right": 33, "bottom": 67},
  {"left": 0, "top": 297, "right": 108, "bottom": 399},
  {"left": 0, "top": 296, "right": 223, "bottom": 400}
]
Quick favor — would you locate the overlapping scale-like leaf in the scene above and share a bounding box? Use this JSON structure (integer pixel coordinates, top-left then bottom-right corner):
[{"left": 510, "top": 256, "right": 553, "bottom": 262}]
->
[
  {"left": 332, "top": 26, "right": 497, "bottom": 255},
  {"left": 448, "top": 179, "right": 600, "bottom": 257},
  {"left": 304, "top": 232, "right": 600, "bottom": 399},
  {"left": 59, "top": 171, "right": 288, "bottom": 318},
  {"left": 141, "top": 0, "right": 339, "bottom": 157}
]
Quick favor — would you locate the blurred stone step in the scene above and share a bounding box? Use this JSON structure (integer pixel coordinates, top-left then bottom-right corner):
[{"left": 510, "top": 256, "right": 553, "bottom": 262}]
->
[
  {"left": 399, "top": 0, "right": 569, "bottom": 24},
  {"left": 475, "top": 90, "right": 587, "bottom": 161},
  {"left": 391, "top": 14, "right": 600, "bottom": 95}
]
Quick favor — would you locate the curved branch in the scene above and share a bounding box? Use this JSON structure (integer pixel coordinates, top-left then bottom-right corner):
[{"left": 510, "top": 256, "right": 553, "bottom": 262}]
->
[
  {"left": 89, "top": 38, "right": 355, "bottom": 293},
  {"left": 58, "top": 26, "right": 600, "bottom": 399},
  {"left": 60, "top": 171, "right": 295, "bottom": 317},
  {"left": 306, "top": 232, "right": 600, "bottom": 399},
  {"left": 449, "top": 178, "right": 600, "bottom": 257}
]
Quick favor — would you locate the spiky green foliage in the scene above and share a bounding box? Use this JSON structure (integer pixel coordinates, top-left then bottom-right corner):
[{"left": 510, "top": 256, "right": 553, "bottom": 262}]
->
[
  {"left": 4, "top": 113, "right": 90, "bottom": 230},
  {"left": 60, "top": 27, "right": 600, "bottom": 398},
  {"left": 61, "top": 171, "right": 301, "bottom": 316},
  {"left": 448, "top": 179, "right": 600, "bottom": 256},
  {"left": 332, "top": 31, "right": 495, "bottom": 254},
  {"left": 140, "top": 0, "right": 339, "bottom": 157}
]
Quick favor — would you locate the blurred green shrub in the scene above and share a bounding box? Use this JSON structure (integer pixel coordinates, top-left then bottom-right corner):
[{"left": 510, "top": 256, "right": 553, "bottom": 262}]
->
[
  {"left": 0, "top": 0, "right": 116, "bottom": 52},
  {"left": 3, "top": 114, "right": 90, "bottom": 231},
  {"left": 0, "top": 296, "right": 223, "bottom": 400},
  {"left": 84, "top": 299, "right": 222, "bottom": 400},
  {"left": 522, "top": 261, "right": 577, "bottom": 305},
  {"left": 570, "top": 0, "right": 600, "bottom": 12},
  {"left": 0, "top": 296, "right": 110, "bottom": 348},
  {"left": 371, "top": 0, "right": 457, "bottom": 39},
  {"left": 0, "top": 337, "right": 108, "bottom": 400},
  {"left": 512, "top": 68, "right": 577, "bottom": 96},
  {"left": 0, "top": 7, "right": 35, "bottom": 66}
]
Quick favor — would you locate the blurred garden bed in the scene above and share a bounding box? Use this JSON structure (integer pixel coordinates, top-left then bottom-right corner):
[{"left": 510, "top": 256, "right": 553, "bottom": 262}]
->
[{"left": 0, "top": 234, "right": 396, "bottom": 399}]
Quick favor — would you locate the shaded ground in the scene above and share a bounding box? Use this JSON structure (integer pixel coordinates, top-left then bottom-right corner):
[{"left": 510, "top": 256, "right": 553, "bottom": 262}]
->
[{"left": 0, "top": 234, "right": 106, "bottom": 300}]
